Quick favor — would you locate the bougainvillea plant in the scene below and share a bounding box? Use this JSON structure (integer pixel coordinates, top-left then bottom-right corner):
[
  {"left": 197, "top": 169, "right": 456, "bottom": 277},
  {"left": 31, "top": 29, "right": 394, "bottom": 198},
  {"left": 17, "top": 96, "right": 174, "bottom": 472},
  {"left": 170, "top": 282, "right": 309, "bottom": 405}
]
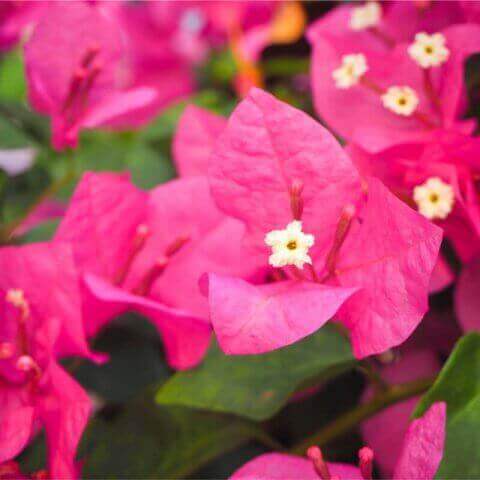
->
[{"left": 1, "top": 1, "right": 480, "bottom": 478}]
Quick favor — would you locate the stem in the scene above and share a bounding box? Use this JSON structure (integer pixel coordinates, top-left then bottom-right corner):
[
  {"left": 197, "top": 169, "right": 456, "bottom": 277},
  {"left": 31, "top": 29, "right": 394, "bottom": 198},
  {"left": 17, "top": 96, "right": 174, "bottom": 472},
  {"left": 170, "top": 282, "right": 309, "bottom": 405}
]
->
[
  {"left": 423, "top": 68, "right": 442, "bottom": 115},
  {"left": 357, "top": 359, "right": 389, "bottom": 393},
  {"left": 370, "top": 27, "right": 395, "bottom": 48},
  {"left": 360, "top": 77, "right": 438, "bottom": 129},
  {"left": 0, "top": 150, "right": 76, "bottom": 242},
  {"left": 290, "top": 376, "right": 435, "bottom": 455},
  {"left": 254, "top": 429, "right": 286, "bottom": 452}
]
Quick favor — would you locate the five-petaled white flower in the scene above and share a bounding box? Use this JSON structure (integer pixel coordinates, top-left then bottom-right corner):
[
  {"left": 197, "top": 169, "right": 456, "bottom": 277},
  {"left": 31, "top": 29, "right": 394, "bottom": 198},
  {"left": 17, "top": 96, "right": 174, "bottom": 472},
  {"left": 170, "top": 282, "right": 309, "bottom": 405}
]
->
[
  {"left": 265, "top": 220, "right": 315, "bottom": 269},
  {"left": 413, "top": 177, "right": 455, "bottom": 220},
  {"left": 350, "top": 2, "right": 381, "bottom": 31},
  {"left": 332, "top": 54, "right": 368, "bottom": 89},
  {"left": 408, "top": 32, "right": 450, "bottom": 68},
  {"left": 382, "top": 86, "right": 419, "bottom": 116}
]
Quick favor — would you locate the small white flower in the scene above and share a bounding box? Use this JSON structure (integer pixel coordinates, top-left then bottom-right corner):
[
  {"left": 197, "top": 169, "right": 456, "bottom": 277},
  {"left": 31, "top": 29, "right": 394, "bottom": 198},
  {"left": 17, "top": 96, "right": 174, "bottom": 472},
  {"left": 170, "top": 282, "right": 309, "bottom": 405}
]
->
[
  {"left": 350, "top": 2, "right": 381, "bottom": 31},
  {"left": 265, "top": 220, "right": 315, "bottom": 269},
  {"left": 180, "top": 8, "right": 205, "bottom": 33},
  {"left": 408, "top": 32, "right": 450, "bottom": 68},
  {"left": 5, "top": 288, "right": 26, "bottom": 308},
  {"left": 332, "top": 54, "right": 368, "bottom": 89},
  {"left": 381, "top": 86, "right": 419, "bottom": 116},
  {"left": 413, "top": 177, "right": 454, "bottom": 220}
]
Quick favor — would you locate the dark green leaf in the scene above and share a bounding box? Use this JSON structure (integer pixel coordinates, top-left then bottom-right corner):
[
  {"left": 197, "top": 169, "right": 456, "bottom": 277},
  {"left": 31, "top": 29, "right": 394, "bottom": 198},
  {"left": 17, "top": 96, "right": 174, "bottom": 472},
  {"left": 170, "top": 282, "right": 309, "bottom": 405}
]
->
[
  {"left": 82, "top": 401, "right": 259, "bottom": 479},
  {"left": 156, "top": 325, "right": 354, "bottom": 421},
  {"left": 414, "top": 333, "right": 480, "bottom": 479},
  {"left": 74, "top": 314, "right": 171, "bottom": 403}
]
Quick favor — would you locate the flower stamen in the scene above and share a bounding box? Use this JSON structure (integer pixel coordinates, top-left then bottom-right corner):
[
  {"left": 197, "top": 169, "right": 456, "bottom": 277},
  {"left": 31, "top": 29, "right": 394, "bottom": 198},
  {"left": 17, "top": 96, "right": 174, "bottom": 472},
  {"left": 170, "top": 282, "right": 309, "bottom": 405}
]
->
[{"left": 307, "top": 446, "right": 332, "bottom": 480}]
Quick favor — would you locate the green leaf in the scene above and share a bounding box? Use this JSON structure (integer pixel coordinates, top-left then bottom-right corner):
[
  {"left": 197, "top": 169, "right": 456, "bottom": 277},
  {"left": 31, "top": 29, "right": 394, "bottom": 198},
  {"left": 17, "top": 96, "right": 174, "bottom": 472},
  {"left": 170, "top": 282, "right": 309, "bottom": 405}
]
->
[
  {"left": 140, "top": 90, "right": 235, "bottom": 145},
  {"left": 156, "top": 325, "right": 354, "bottom": 421},
  {"left": 18, "top": 219, "right": 59, "bottom": 244},
  {"left": 0, "top": 49, "right": 26, "bottom": 101},
  {"left": 414, "top": 333, "right": 480, "bottom": 479},
  {"left": 81, "top": 401, "right": 260, "bottom": 479},
  {"left": 74, "top": 314, "right": 171, "bottom": 403}
]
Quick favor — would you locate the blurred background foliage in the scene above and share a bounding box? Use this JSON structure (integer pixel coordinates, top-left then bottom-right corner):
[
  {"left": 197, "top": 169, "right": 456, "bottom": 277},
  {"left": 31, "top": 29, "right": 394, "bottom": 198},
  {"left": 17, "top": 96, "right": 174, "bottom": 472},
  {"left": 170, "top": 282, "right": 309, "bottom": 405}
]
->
[{"left": 3, "top": 1, "right": 480, "bottom": 478}]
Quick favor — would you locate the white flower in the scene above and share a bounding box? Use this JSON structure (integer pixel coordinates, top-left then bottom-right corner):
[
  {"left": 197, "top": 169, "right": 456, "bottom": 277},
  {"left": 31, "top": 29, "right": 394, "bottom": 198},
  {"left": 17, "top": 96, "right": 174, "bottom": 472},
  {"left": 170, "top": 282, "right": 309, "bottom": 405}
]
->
[
  {"left": 381, "top": 86, "right": 419, "bottom": 116},
  {"left": 265, "top": 220, "right": 315, "bottom": 269},
  {"left": 408, "top": 32, "right": 450, "bottom": 68},
  {"left": 350, "top": 2, "right": 381, "bottom": 31},
  {"left": 332, "top": 54, "right": 368, "bottom": 89},
  {"left": 413, "top": 177, "right": 454, "bottom": 220},
  {"left": 5, "top": 288, "right": 26, "bottom": 308},
  {"left": 180, "top": 8, "right": 205, "bottom": 34}
]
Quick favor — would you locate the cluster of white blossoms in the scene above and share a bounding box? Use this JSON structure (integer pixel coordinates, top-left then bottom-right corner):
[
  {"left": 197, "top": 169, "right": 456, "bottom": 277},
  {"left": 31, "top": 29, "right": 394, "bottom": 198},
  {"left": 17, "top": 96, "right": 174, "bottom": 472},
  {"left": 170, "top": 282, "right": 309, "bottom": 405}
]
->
[
  {"left": 332, "top": 54, "right": 368, "bottom": 89},
  {"left": 408, "top": 32, "right": 450, "bottom": 68},
  {"left": 265, "top": 220, "right": 314, "bottom": 269},
  {"left": 350, "top": 1, "right": 381, "bottom": 31},
  {"left": 413, "top": 177, "right": 455, "bottom": 220},
  {"left": 381, "top": 86, "right": 419, "bottom": 116}
]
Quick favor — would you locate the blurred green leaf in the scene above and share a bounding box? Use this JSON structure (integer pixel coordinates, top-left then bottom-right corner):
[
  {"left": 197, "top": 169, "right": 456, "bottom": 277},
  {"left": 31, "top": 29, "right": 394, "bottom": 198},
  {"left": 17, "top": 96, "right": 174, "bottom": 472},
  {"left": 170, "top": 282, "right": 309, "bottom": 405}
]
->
[
  {"left": 0, "top": 102, "right": 49, "bottom": 146},
  {"left": 126, "top": 141, "right": 175, "bottom": 189},
  {"left": 1, "top": 164, "right": 50, "bottom": 224},
  {"left": 0, "top": 50, "right": 26, "bottom": 101},
  {"left": 81, "top": 401, "right": 259, "bottom": 479},
  {"left": 140, "top": 90, "right": 234, "bottom": 145},
  {"left": 414, "top": 333, "right": 480, "bottom": 479},
  {"left": 75, "top": 314, "right": 171, "bottom": 404},
  {"left": 202, "top": 48, "right": 237, "bottom": 85},
  {"left": 263, "top": 57, "right": 309, "bottom": 77},
  {"left": 156, "top": 325, "right": 354, "bottom": 421},
  {"left": 17, "top": 218, "right": 59, "bottom": 243}
]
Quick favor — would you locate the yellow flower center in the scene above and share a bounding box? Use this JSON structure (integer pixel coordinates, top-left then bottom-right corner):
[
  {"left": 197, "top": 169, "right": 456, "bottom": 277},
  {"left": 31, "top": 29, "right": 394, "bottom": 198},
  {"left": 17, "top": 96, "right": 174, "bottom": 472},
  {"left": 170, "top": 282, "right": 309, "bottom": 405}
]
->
[{"left": 287, "top": 240, "right": 298, "bottom": 250}]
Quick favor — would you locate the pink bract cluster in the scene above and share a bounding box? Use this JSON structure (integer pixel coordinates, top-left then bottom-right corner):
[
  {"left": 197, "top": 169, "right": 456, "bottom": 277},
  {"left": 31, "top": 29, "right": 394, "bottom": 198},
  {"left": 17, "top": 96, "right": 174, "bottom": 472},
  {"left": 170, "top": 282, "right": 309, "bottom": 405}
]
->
[{"left": 3, "top": 0, "right": 480, "bottom": 477}]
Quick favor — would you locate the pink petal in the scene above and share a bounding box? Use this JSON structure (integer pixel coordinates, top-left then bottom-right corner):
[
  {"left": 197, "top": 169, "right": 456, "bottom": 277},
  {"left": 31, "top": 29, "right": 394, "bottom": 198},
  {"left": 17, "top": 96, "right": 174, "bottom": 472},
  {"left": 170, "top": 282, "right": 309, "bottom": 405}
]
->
[
  {"left": 37, "top": 363, "right": 91, "bottom": 480},
  {"left": 152, "top": 218, "right": 263, "bottom": 319},
  {"left": 208, "top": 274, "right": 357, "bottom": 355},
  {"left": 14, "top": 199, "right": 65, "bottom": 237},
  {"left": 238, "top": 24, "right": 270, "bottom": 64},
  {"left": 24, "top": 1, "right": 122, "bottom": 115},
  {"left": 107, "top": 66, "right": 195, "bottom": 127},
  {"left": 309, "top": 38, "right": 435, "bottom": 153},
  {"left": 230, "top": 453, "right": 362, "bottom": 480},
  {"left": 393, "top": 402, "right": 446, "bottom": 480},
  {"left": 0, "top": 242, "right": 96, "bottom": 362},
  {"left": 81, "top": 87, "right": 158, "bottom": 129},
  {"left": 307, "top": 2, "right": 464, "bottom": 51},
  {"left": 361, "top": 348, "right": 440, "bottom": 478},
  {"left": 455, "top": 257, "right": 480, "bottom": 332},
  {"left": 173, "top": 105, "right": 226, "bottom": 177},
  {"left": 209, "top": 88, "right": 361, "bottom": 260},
  {"left": 0, "top": 387, "right": 34, "bottom": 463},
  {"left": 337, "top": 178, "right": 442, "bottom": 358},
  {"left": 429, "top": 255, "right": 454, "bottom": 293},
  {"left": 438, "top": 24, "right": 480, "bottom": 124},
  {"left": 83, "top": 273, "right": 211, "bottom": 370},
  {"left": 121, "top": 176, "right": 224, "bottom": 294},
  {"left": 55, "top": 172, "right": 148, "bottom": 282}
]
